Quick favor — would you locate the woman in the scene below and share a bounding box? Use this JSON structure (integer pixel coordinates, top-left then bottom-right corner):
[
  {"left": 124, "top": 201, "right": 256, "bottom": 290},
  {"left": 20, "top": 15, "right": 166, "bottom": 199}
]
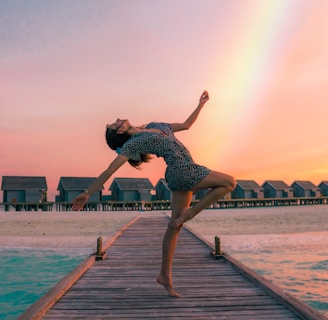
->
[{"left": 72, "top": 91, "right": 236, "bottom": 297}]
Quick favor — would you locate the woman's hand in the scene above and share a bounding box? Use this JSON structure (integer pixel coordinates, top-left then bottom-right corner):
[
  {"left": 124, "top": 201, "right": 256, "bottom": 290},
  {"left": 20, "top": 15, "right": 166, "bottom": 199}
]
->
[
  {"left": 145, "top": 128, "right": 164, "bottom": 134},
  {"left": 72, "top": 193, "right": 89, "bottom": 211},
  {"left": 199, "top": 90, "right": 209, "bottom": 105},
  {"left": 130, "top": 127, "right": 164, "bottom": 135}
]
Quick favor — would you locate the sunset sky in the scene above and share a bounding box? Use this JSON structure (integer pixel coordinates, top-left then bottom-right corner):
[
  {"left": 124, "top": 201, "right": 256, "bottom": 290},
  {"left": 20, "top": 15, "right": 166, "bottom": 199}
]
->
[{"left": 1, "top": 0, "right": 328, "bottom": 200}]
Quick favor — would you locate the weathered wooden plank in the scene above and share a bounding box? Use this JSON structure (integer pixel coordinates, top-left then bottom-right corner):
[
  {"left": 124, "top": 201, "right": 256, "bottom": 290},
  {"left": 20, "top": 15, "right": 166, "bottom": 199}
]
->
[
  {"left": 44, "top": 310, "right": 298, "bottom": 320},
  {"left": 45, "top": 307, "right": 297, "bottom": 320}
]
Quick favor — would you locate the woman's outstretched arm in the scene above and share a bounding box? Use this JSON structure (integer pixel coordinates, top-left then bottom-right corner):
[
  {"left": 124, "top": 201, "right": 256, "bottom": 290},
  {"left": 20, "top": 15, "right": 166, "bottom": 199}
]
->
[
  {"left": 72, "top": 154, "right": 128, "bottom": 210},
  {"left": 170, "top": 90, "right": 209, "bottom": 132}
]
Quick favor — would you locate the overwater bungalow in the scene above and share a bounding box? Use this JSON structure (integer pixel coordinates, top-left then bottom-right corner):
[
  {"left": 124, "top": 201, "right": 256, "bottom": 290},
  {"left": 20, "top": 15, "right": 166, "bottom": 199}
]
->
[
  {"left": 262, "top": 180, "right": 293, "bottom": 198},
  {"left": 318, "top": 181, "right": 328, "bottom": 196},
  {"left": 109, "top": 178, "right": 153, "bottom": 202},
  {"left": 154, "top": 178, "right": 171, "bottom": 201},
  {"left": 231, "top": 180, "right": 264, "bottom": 199},
  {"left": 291, "top": 180, "right": 321, "bottom": 198},
  {"left": 57, "top": 176, "right": 103, "bottom": 203},
  {"left": 1, "top": 175, "right": 49, "bottom": 211}
]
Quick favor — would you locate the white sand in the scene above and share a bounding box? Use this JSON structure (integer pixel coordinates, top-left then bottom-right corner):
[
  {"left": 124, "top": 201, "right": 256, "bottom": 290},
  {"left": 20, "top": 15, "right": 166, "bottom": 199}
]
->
[
  {"left": 0, "top": 211, "right": 140, "bottom": 249},
  {"left": 0, "top": 205, "right": 327, "bottom": 252},
  {"left": 184, "top": 205, "right": 328, "bottom": 253}
]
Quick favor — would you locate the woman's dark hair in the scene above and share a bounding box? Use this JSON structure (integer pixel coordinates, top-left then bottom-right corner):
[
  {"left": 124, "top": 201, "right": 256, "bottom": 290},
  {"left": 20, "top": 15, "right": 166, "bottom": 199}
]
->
[
  {"left": 105, "top": 128, "right": 151, "bottom": 169},
  {"left": 105, "top": 128, "right": 130, "bottom": 150}
]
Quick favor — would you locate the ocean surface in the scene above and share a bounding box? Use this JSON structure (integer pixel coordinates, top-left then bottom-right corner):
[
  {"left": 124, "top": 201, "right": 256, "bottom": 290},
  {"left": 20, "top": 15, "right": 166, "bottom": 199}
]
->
[
  {"left": 230, "top": 245, "right": 328, "bottom": 317},
  {"left": 0, "top": 248, "right": 89, "bottom": 320}
]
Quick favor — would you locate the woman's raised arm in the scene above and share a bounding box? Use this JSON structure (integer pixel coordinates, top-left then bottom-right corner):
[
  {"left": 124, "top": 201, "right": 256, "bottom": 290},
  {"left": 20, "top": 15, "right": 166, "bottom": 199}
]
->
[{"left": 170, "top": 90, "right": 209, "bottom": 132}]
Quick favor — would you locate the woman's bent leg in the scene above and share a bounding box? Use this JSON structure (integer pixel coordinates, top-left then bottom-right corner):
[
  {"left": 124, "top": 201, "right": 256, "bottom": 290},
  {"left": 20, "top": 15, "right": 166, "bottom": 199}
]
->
[
  {"left": 157, "top": 190, "right": 193, "bottom": 297},
  {"left": 175, "top": 171, "right": 236, "bottom": 226}
]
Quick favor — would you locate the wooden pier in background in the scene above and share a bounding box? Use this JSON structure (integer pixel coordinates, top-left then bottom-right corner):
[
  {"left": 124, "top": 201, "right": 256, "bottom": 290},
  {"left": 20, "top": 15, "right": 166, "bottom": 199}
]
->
[
  {"left": 19, "top": 215, "right": 327, "bottom": 320},
  {"left": 54, "top": 197, "right": 328, "bottom": 211},
  {"left": 1, "top": 196, "right": 327, "bottom": 212}
]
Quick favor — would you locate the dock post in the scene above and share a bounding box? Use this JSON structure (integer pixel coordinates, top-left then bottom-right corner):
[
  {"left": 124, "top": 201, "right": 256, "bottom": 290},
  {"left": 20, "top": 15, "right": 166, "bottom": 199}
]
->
[
  {"left": 97, "top": 237, "right": 102, "bottom": 255},
  {"left": 94, "top": 237, "right": 107, "bottom": 261},
  {"left": 211, "top": 236, "right": 223, "bottom": 259}
]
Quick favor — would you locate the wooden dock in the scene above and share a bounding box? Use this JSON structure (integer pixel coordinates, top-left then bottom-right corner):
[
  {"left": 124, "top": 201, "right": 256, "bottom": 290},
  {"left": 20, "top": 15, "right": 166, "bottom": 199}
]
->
[{"left": 19, "top": 215, "right": 327, "bottom": 320}]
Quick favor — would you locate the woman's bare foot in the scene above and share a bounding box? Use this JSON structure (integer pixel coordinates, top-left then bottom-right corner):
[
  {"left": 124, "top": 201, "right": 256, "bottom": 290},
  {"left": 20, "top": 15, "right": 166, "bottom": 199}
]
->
[
  {"left": 174, "top": 207, "right": 192, "bottom": 227},
  {"left": 156, "top": 275, "right": 180, "bottom": 297}
]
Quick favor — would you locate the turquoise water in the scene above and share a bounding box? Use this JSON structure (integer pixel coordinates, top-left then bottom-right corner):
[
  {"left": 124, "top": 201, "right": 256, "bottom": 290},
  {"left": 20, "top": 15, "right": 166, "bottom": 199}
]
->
[
  {"left": 233, "top": 250, "right": 328, "bottom": 317},
  {"left": 0, "top": 248, "right": 88, "bottom": 320}
]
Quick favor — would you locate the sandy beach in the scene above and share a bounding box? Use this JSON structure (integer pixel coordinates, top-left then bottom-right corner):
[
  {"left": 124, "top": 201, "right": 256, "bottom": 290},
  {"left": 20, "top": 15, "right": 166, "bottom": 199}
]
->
[
  {"left": 0, "top": 211, "right": 140, "bottom": 250},
  {"left": 0, "top": 205, "right": 327, "bottom": 252},
  {"left": 185, "top": 205, "right": 328, "bottom": 253}
]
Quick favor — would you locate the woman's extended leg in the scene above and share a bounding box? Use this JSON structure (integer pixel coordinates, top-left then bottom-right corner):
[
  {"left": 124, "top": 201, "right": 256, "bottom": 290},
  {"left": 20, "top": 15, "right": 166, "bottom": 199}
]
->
[
  {"left": 175, "top": 171, "right": 236, "bottom": 226},
  {"left": 157, "top": 190, "right": 193, "bottom": 297}
]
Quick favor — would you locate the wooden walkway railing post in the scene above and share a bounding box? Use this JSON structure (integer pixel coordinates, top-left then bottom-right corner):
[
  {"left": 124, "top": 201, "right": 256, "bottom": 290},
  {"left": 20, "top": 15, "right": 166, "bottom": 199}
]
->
[
  {"left": 215, "top": 235, "right": 222, "bottom": 256},
  {"left": 94, "top": 236, "right": 107, "bottom": 261}
]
